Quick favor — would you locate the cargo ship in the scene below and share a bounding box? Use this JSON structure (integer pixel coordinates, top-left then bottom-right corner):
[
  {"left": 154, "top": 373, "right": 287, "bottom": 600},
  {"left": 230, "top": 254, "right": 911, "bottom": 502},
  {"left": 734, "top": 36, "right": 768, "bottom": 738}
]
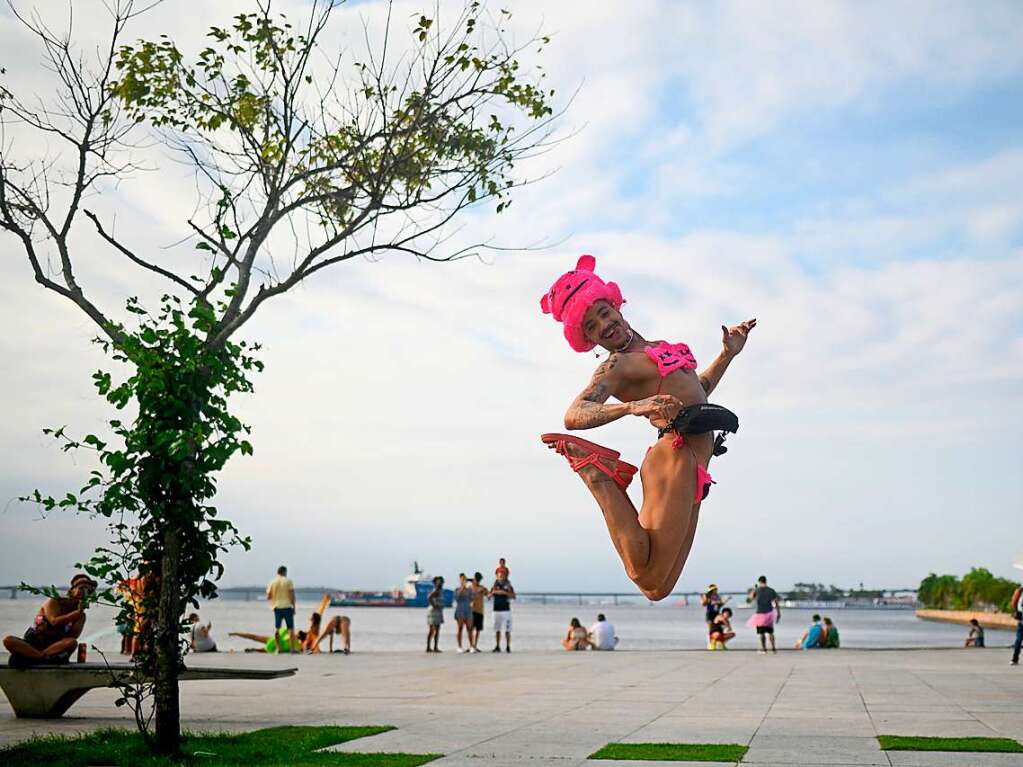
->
[{"left": 329, "top": 563, "right": 454, "bottom": 608}]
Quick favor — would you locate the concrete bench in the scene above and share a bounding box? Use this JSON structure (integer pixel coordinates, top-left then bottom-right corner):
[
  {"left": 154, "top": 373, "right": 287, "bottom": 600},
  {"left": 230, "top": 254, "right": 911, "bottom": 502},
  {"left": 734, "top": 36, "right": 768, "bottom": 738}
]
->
[{"left": 0, "top": 662, "right": 297, "bottom": 718}]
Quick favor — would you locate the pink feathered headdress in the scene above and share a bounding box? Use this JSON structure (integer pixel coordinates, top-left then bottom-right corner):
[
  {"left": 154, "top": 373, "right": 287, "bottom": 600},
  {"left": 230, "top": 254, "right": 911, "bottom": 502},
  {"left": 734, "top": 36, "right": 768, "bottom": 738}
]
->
[{"left": 540, "top": 254, "right": 625, "bottom": 352}]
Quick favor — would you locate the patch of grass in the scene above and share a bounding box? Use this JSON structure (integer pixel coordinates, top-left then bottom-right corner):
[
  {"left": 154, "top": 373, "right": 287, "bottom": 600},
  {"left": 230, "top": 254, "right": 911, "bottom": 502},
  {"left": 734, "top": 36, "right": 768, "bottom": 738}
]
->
[
  {"left": 878, "top": 735, "right": 1023, "bottom": 753},
  {"left": 589, "top": 742, "right": 748, "bottom": 762},
  {"left": 0, "top": 724, "right": 442, "bottom": 767}
]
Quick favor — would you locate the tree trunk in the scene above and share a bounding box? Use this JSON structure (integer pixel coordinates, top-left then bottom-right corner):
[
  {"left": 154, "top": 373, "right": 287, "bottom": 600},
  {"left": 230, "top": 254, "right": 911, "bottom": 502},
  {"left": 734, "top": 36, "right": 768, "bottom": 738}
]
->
[{"left": 153, "top": 524, "right": 182, "bottom": 756}]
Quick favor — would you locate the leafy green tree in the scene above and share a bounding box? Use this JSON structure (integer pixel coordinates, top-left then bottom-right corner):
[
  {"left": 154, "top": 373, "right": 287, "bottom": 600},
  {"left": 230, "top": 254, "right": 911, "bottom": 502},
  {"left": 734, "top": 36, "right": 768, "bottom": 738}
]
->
[
  {"left": 1, "top": 0, "right": 556, "bottom": 756},
  {"left": 957, "top": 568, "right": 1019, "bottom": 612},
  {"left": 917, "top": 573, "right": 960, "bottom": 609},
  {"left": 917, "top": 570, "right": 1019, "bottom": 612}
]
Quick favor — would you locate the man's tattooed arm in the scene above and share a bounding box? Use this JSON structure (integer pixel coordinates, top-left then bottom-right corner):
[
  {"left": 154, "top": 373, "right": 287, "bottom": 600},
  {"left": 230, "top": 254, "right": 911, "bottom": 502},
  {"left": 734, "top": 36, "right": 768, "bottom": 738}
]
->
[
  {"left": 564, "top": 356, "right": 634, "bottom": 430},
  {"left": 697, "top": 352, "right": 734, "bottom": 397}
]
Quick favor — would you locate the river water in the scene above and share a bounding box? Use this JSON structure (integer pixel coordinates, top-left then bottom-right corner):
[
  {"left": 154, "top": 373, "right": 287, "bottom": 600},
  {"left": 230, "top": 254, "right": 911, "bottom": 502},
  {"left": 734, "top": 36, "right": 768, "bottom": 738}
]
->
[{"left": 1, "top": 597, "right": 1014, "bottom": 654}]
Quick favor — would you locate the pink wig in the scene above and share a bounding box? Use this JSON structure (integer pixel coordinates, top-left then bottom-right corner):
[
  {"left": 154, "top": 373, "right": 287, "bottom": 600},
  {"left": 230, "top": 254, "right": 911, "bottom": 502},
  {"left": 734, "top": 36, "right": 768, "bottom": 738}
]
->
[{"left": 540, "top": 255, "right": 625, "bottom": 352}]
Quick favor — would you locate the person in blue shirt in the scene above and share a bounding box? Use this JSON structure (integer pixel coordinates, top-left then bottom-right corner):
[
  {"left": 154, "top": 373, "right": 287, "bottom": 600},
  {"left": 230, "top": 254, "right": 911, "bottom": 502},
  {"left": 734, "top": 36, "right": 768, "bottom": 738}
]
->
[{"left": 795, "top": 614, "right": 823, "bottom": 649}]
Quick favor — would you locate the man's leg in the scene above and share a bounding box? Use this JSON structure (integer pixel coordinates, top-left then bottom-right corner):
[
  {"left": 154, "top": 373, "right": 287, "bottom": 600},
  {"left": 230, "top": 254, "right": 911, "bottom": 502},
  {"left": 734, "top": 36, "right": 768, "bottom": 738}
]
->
[
  {"left": 769, "top": 631, "right": 776, "bottom": 653},
  {"left": 273, "top": 609, "right": 283, "bottom": 654},
  {"left": 545, "top": 437, "right": 703, "bottom": 600},
  {"left": 1012, "top": 622, "right": 1022, "bottom": 664},
  {"left": 286, "top": 609, "right": 297, "bottom": 654},
  {"left": 505, "top": 631, "right": 511, "bottom": 652}
]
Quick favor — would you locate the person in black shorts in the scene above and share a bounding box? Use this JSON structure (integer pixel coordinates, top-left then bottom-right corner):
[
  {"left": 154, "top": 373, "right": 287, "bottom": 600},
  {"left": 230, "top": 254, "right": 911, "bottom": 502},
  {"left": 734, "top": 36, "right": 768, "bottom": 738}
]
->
[
  {"left": 469, "top": 572, "right": 487, "bottom": 653},
  {"left": 746, "top": 575, "right": 780, "bottom": 653}
]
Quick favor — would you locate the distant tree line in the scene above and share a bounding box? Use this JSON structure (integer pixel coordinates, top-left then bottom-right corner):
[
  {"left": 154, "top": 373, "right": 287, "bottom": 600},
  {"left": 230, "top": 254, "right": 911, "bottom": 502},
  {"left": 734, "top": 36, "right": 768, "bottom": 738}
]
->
[
  {"left": 783, "top": 583, "right": 886, "bottom": 601},
  {"left": 917, "top": 568, "right": 1020, "bottom": 613}
]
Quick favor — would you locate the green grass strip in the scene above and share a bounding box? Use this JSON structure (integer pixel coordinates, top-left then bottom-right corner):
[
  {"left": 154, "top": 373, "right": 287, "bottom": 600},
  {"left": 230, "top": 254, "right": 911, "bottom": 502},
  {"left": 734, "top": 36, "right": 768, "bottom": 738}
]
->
[
  {"left": 590, "top": 742, "right": 748, "bottom": 762},
  {"left": 0, "top": 724, "right": 443, "bottom": 767},
  {"left": 878, "top": 735, "right": 1023, "bottom": 753}
]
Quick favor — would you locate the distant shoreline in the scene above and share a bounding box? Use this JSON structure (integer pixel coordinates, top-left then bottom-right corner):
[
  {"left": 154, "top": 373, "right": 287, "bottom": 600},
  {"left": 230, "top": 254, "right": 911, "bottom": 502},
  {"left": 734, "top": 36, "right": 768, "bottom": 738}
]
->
[{"left": 915, "top": 608, "right": 1017, "bottom": 631}]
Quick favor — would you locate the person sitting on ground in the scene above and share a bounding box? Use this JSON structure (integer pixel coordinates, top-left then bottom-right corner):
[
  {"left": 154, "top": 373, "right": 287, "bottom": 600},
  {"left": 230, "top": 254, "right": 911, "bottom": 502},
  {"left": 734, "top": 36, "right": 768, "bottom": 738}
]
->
[
  {"left": 315, "top": 614, "right": 352, "bottom": 654},
  {"left": 821, "top": 616, "right": 840, "bottom": 648},
  {"left": 588, "top": 613, "right": 619, "bottom": 651},
  {"left": 561, "top": 618, "right": 589, "bottom": 651},
  {"left": 795, "top": 614, "right": 824, "bottom": 649},
  {"left": 709, "top": 607, "right": 735, "bottom": 649},
  {"left": 230, "top": 626, "right": 308, "bottom": 653},
  {"left": 189, "top": 612, "right": 217, "bottom": 653},
  {"left": 701, "top": 584, "right": 728, "bottom": 635},
  {"left": 3, "top": 574, "right": 97, "bottom": 667},
  {"left": 964, "top": 619, "right": 985, "bottom": 648},
  {"left": 298, "top": 612, "right": 323, "bottom": 653}
]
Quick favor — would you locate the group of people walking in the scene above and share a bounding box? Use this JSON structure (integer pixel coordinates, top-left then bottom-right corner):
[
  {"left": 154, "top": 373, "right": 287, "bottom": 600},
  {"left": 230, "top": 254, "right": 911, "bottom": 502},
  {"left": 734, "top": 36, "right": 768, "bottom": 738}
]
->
[{"left": 428, "top": 559, "right": 515, "bottom": 653}]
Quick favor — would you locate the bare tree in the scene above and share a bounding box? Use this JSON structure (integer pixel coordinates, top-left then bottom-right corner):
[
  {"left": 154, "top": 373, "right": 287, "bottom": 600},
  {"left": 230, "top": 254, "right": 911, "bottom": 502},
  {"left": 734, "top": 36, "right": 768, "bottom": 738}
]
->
[{"left": 1, "top": 0, "right": 556, "bottom": 755}]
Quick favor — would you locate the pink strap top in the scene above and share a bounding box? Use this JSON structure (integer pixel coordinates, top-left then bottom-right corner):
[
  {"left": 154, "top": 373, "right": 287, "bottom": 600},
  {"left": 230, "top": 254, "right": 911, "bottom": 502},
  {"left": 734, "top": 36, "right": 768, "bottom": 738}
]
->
[
  {"left": 644, "top": 341, "right": 697, "bottom": 378},
  {"left": 645, "top": 342, "right": 697, "bottom": 395}
]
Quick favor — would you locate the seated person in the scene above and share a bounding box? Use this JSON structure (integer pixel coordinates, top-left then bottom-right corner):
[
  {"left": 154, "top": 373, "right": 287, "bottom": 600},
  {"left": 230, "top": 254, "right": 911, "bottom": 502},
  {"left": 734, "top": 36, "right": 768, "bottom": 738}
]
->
[
  {"left": 188, "top": 612, "right": 217, "bottom": 653},
  {"left": 821, "top": 616, "right": 840, "bottom": 648},
  {"left": 561, "top": 617, "right": 588, "bottom": 651},
  {"left": 964, "top": 619, "right": 984, "bottom": 648},
  {"left": 709, "top": 607, "right": 735, "bottom": 649},
  {"left": 230, "top": 626, "right": 307, "bottom": 653},
  {"left": 795, "top": 614, "right": 824, "bottom": 649},
  {"left": 3, "top": 574, "right": 97, "bottom": 666},
  {"left": 300, "top": 612, "right": 322, "bottom": 653},
  {"left": 314, "top": 614, "right": 352, "bottom": 654},
  {"left": 588, "top": 613, "right": 618, "bottom": 651}
]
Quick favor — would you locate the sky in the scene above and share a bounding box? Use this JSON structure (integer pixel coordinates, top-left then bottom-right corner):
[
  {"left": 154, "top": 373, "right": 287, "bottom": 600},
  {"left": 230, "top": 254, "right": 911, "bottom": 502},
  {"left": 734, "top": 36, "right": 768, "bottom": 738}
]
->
[{"left": 1, "top": 0, "right": 1021, "bottom": 595}]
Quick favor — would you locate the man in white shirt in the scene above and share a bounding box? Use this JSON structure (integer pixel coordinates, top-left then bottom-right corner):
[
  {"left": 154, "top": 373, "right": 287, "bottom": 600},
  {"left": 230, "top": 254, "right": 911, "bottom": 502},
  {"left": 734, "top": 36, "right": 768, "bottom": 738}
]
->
[{"left": 588, "top": 613, "right": 618, "bottom": 651}]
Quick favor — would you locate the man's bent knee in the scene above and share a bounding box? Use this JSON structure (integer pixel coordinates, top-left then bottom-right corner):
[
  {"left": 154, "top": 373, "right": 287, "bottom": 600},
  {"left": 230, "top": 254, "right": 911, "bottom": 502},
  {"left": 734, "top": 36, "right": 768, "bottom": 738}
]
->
[
  {"left": 641, "top": 585, "right": 673, "bottom": 601},
  {"left": 633, "top": 576, "right": 672, "bottom": 601}
]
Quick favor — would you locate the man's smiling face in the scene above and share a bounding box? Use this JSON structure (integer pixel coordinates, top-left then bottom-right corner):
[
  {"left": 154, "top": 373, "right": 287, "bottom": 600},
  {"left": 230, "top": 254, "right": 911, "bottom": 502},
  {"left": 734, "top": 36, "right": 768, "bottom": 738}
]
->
[{"left": 583, "top": 300, "right": 630, "bottom": 351}]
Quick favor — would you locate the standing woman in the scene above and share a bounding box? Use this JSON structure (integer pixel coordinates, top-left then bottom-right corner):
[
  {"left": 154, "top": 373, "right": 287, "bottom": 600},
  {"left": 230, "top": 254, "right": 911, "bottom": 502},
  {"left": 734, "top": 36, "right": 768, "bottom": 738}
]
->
[
  {"left": 453, "top": 573, "right": 473, "bottom": 653},
  {"left": 540, "top": 255, "right": 755, "bottom": 600},
  {"left": 426, "top": 576, "right": 446, "bottom": 653}
]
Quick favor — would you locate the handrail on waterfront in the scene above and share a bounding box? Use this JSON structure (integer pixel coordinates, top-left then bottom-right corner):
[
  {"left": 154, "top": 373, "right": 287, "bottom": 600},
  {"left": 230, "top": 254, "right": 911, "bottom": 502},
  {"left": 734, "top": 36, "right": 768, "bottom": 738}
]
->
[{"left": 2, "top": 584, "right": 921, "bottom": 603}]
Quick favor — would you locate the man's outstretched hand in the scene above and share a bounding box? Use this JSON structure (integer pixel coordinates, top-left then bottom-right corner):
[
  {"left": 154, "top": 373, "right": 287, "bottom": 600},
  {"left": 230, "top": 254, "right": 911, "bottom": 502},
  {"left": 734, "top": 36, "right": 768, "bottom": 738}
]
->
[{"left": 721, "top": 318, "right": 756, "bottom": 357}]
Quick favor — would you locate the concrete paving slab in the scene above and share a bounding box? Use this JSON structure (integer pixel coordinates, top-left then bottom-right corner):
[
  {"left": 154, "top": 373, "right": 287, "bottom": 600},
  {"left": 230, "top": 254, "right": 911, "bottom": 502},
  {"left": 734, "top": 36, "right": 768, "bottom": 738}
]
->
[
  {"left": 869, "top": 717, "right": 999, "bottom": 737},
  {"left": 620, "top": 716, "right": 761, "bottom": 743},
  {"left": 743, "top": 735, "right": 887, "bottom": 765},
  {"left": 886, "top": 752, "right": 1023, "bottom": 767},
  {"left": 756, "top": 716, "right": 877, "bottom": 737},
  {"left": 1, "top": 649, "right": 1021, "bottom": 766},
  {"left": 973, "top": 712, "right": 1023, "bottom": 737}
]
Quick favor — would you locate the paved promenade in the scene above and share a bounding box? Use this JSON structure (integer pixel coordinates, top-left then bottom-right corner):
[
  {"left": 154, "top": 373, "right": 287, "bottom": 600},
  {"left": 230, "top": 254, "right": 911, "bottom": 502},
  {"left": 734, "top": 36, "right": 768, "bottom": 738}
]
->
[{"left": 2, "top": 648, "right": 1021, "bottom": 766}]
